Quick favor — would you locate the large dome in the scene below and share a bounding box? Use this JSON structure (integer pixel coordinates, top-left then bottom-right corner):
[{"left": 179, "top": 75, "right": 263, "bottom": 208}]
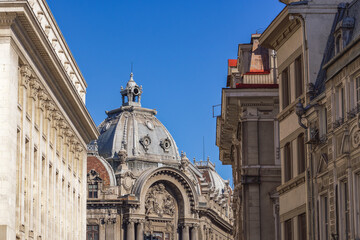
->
[{"left": 96, "top": 73, "right": 180, "bottom": 166}]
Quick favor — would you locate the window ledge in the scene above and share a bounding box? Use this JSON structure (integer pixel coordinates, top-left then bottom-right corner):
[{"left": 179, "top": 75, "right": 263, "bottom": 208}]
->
[
  {"left": 278, "top": 95, "right": 305, "bottom": 121},
  {"left": 277, "top": 172, "right": 305, "bottom": 195}
]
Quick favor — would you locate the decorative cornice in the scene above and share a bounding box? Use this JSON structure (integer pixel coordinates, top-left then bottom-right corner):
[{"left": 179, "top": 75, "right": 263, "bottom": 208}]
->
[
  {"left": 0, "top": 12, "right": 16, "bottom": 26},
  {"left": 24, "top": 0, "right": 87, "bottom": 102}
]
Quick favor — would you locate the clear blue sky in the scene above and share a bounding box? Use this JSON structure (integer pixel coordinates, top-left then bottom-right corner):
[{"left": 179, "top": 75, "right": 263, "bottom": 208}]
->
[{"left": 47, "top": 0, "right": 285, "bottom": 186}]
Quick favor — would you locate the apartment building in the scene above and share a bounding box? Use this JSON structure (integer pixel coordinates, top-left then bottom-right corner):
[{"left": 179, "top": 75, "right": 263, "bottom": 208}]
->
[
  {"left": 259, "top": 0, "right": 356, "bottom": 239},
  {"left": 216, "top": 34, "right": 280, "bottom": 240}
]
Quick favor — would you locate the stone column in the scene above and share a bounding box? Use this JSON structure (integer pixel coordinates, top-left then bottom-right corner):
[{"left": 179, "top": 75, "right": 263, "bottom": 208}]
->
[
  {"left": 191, "top": 226, "right": 198, "bottom": 240},
  {"left": 182, "top": 225, "right": 189, "bottom": 240},
  {"left": 136, "top": 221, "right": 144, "bottom": 240},
  {"left": 127, "top": 220, "right": 135, "bottom": 240}
]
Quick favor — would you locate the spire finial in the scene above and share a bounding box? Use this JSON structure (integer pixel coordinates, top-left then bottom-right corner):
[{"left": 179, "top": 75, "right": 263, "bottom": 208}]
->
[{"left": 120, "top": 70, "right": 142, "bottom": 107}]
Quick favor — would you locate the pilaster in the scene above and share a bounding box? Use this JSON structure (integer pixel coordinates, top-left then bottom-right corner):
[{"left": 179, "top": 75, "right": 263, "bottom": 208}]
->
[{"left": 0, "top": 29, "right": 19, "bottom": 240}]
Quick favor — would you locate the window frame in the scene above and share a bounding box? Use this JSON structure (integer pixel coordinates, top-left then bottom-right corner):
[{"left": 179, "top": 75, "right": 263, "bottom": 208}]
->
[
  {"left": 298, "top": 213, "right": 306, "bottom": 240},
  {"left": 295, "top": 55, "right": 303, "bottom": 98},
  {"left": 281, "top": 67, "right": 290, "bottom": 109},
  {"left": 297, "top": 133, "right": 305, "bottom": 174},
  {"left": 88, "top": 183, "right": 99, "bottom": 199},
  {"left": 339, "top": 180, "right": 350, "bottom": 240},
  {"left": 87, "top": 225, "right": 99, "bottom": 240},
  {"left": 284, "top": 142, "right": 292, "bottom": 182},
  {"left": 284, "top": 218, "right": 293, "bottom": 240},
  {"left": 319, "top": 193, "right": 329, "bottom": 240}
]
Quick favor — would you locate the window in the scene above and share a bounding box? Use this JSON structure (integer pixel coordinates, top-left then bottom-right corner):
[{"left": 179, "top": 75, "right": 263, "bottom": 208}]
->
[
  {"left": 284, "top": 219, "right": 293, "bottom": 240},
  {"left": 298, "top": 213, "right": 306, "bottom": 240},
  {"left": 88, "top": 183, "right": 98, "bottom": 198},
  {"left": 319, "top": 107, "right": 328, "bottom": 138},
  {"left": 153, "top": 232, "right": 163, "bottom": 240},
  {"left": 87, "top": 225, "right": 99, "bottom": 240},
  {"left": 356, "top": 77, "right": 360, "bottom": 107},
  {"left": 355, "top": 174, "right": 360, "bottom": 238},
  {"left": 336, "top": 86, "right": 345, "bottom": 122},
  {"left": 320, "top": 195, "right": 329, "bottom": 240},
  {"left": 295, "top": 56, "right": 303, "bottom": 98},
  {"left": 335, "top": 34, "right": 342, "bottom": 54},
  {"left": 284, "top": 142, "right": 292, "bottom": 182},
  {"left": 297, "top": 134, "right": 305, "bottom": 174},
  {"left": 282, "top": 67, "right": 290, "bottom": 109},
  {"left": 340, "top": 181, "right": 350, "bottom": 240}
]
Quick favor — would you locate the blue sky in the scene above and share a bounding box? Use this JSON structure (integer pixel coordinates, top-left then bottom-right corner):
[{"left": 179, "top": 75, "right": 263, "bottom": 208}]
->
[{"left": 47, "top": 0, "right": 285, "bottom": 186}]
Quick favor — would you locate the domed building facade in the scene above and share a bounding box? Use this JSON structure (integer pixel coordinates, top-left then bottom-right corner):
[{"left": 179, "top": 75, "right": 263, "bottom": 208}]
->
[{"left": 86, "top": 73, "right": 233, "bottom": 240}]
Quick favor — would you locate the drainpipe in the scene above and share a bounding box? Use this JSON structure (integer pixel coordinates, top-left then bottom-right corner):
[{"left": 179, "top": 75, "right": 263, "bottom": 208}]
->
[{"left": 290, "top": 14, "right": 315, "bottom": 240}]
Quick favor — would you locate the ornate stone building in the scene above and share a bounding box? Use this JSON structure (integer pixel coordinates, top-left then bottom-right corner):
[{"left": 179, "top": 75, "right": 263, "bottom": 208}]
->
[
  {"left": 86, "top": 73, "right": 233, "bottom": 240},
  {"left": 259, "top": 0, "right": 359, "bottom": 239},
  {"left": 0, "top": 0, "right": 98, "bottom": 239},
  {"left": 216, "top": 33, "right": 280, "bottom": 240},
  {"left": 298, "top": 1, "right": 360, "bottom": 239}
]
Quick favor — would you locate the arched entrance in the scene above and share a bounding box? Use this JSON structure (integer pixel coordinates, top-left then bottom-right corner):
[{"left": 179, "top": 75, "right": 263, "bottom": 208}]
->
[
  {"left": 127, "top": 167, "right": 199, "bottom": 240},
  {"left": 143, "top": 181, "right": 180, "bottom": 240}
]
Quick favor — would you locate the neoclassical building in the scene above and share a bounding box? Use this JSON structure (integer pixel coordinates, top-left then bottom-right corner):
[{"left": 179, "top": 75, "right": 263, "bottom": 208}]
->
[
  {"left": 86, "top": 73, "right": 233, "bottom": 240},
  {"left": 0, "top": 0, "right": 98, "bottom": 239}
]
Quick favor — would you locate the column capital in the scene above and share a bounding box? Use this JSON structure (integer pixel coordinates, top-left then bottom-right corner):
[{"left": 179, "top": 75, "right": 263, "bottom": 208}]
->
[{"left": 19, "top": 65, "right": 32, "bottom": 88}]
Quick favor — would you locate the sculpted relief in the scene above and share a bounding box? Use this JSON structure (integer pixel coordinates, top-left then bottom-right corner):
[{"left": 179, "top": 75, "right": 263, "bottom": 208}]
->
[{"left": 145, "top": 183, "right": 176, "bottom": 217}]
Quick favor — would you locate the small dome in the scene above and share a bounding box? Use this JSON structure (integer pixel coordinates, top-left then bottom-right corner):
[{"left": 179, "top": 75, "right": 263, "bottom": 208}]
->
[{"left": 97, "top": 73, "right": 180, "bottom": 165}]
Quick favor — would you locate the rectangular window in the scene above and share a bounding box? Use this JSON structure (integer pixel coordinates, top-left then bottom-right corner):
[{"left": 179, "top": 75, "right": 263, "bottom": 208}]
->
[
  {"left": 282, "top": 68, "right": 290, "bottom": 109},
  {"left": 295, "top": 56, "right": 303, "bottom": 98},
  {"left": 88, "top": 183, "right": 98, "bottom": 198},
  {"left": 319, "top": 107, "right": 328, "bottom": 138},
  {"left": 340, "top": 181, "right": 350, "bottom": 240},
  {"left": 320, "top": 195, "right": 329, "bottom": 240},
  {"left": 341, "top": 87, "right": 345, "bottom": 119},
  {"left": 356, "top": 77, "right": 360, "bottom": 107},
  {"left": 298, "top": 213, "right": 306, "bottom": 240},
  {"left": 297, "top": 134, "right": 305, "bottom": 174},
  {"left": 355, "top": 174, "right": 360, "bottom": 238},
  {"left": 284, "top": 142, "right": 292, "bottom": 182},
  {"left": 153, "top": 232, "right": 164, "bottom": 240},
  {"left": 284, "top": 219, "right": 293, "bottom": 240},
  {"left": 87, "top": 225, "right": 99, "bottom": 240}
]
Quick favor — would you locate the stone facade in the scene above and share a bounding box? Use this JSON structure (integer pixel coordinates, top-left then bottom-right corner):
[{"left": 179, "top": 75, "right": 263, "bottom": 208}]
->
[
  {"left": 259, "top": 0, "right": 359, "bottom": 239},
  {"left": 216, "top": 34, "right": 281, "bottom": 240},
  {"left": 0, "top": 0, "right": 98, "bottom": 239},
  {"left": 86, "top": 74, "right": 233, "bottom": 240}
]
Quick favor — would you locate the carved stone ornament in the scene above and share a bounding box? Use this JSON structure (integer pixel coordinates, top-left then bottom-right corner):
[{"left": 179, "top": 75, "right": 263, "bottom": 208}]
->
[
  {"left": 19, "top": 65, "right": 32, "bottom": 87},
  {"left": 145, "top": 120, "right": 154, "bottom": 130},
  {"left": 87, "top": 169, "right": 102, "bottom": 184},
  {"left": 160, "top": 138, "right": 171, "bottom": 152},
  {"left": 145, "top": 183, "right": 176, "bottom": 217},
  {"left": 352, "top": 129, "right": 360, "bottom": 148},
  {"left": 118, "top": 149, "right": 128, "bottom": 164},
  {"left": 139, "top": 134, "right": 151, "bottom": 152}
]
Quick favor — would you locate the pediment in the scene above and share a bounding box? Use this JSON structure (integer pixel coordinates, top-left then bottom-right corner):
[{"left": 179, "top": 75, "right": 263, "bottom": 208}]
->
[{"left": 317, "top": 153, "right": 328, "bottom": 174}]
